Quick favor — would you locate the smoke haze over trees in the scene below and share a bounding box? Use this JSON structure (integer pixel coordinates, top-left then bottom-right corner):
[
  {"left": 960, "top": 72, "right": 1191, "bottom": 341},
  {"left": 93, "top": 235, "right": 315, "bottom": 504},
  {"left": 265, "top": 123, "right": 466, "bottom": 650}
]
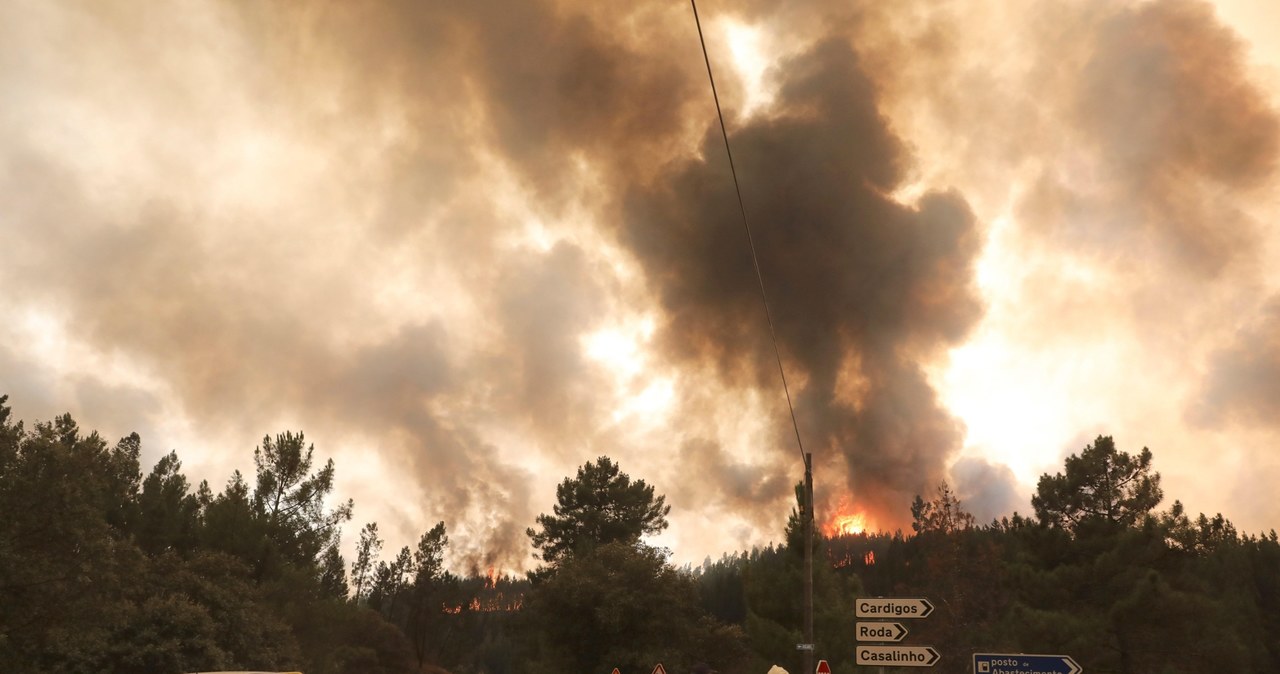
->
[
  {"left": 4, "top": 397, "right": 1280, "bottom": 673},
  {"left": 4, "top": 0, "right": 1280, "bottom": 572}
]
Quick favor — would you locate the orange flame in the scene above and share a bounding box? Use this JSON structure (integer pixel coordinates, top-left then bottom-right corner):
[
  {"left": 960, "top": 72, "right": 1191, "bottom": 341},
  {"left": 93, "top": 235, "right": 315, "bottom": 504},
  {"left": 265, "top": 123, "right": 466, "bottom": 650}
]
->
[
  {"left": 819, "top": 493, "right": 880, "bottom": 534},
  {"left": 864, "top": 551, "right": 875, "bottom": 566},
  {"left": 823, "top": 496, "right": 876, "bottom": 536},
  {"left": 831, "top": 512, "right": 868, "bottom": 536}
]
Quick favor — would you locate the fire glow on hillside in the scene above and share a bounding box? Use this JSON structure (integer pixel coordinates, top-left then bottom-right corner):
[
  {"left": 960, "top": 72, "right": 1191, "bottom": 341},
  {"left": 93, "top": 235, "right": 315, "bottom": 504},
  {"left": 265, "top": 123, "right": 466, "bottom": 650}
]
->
[{"left": 824, "top": 500, "right": 874, "bottom": 537}]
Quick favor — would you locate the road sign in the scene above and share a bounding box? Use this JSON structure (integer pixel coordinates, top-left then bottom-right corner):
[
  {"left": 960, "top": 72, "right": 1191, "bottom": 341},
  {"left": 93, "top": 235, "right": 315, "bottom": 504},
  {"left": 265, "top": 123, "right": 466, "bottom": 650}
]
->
[
  {"left": 612, "top": 669, "right": 620, "bottom": 674},
  {"left": 855, "top": 597, "right": 934, "bottom": 619},
  {"left": 816, "top": 659, "right": 830, "bottom": 674},
  {"left": 855, "top": 621, "right": 908, "bottom": 642},
  {"left": 796, "top": 643, "right": 815, "bottom": 651},
  {"left": 652, "top": 664, "right": 667, "bottom": 674},
  {"left": 973, "top": 653, "right": 1081, "bottom": 674},
  {"left": 856, "top": 645, "right": 940, "bottom": 667}
]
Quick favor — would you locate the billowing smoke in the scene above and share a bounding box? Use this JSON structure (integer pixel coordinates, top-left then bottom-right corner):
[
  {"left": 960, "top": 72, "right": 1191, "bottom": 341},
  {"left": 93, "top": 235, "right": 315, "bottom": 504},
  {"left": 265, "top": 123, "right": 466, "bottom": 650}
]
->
[
  {"left": 619, "top": 36, "right": 982, "bottom": 524},
  {"left": 950, "top": 457, "right": 1022, "bottom": 525},
  {"left": 3, "top": 0, "right": 1280, "bottom": 569}
]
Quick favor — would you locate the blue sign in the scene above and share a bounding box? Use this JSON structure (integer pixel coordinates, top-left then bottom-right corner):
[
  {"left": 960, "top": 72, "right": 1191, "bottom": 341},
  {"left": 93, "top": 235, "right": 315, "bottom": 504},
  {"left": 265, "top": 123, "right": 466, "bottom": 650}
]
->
[{"left": 973, "top": 653, "right": 1081, "bottom": 674}]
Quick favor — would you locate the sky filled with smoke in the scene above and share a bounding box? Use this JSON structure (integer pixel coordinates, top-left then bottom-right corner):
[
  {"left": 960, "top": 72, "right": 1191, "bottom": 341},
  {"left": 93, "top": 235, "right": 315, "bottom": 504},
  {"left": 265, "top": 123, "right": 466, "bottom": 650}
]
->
[{"left": 3, "top": 0, "right": 1279, "bottom": 571}]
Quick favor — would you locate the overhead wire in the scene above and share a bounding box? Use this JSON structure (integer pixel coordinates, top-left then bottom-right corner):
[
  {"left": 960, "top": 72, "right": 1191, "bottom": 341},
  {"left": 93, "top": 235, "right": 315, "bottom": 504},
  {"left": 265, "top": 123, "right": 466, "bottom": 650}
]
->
[{"left": 688, "top": 0, "right": 808, "bottom": 466}]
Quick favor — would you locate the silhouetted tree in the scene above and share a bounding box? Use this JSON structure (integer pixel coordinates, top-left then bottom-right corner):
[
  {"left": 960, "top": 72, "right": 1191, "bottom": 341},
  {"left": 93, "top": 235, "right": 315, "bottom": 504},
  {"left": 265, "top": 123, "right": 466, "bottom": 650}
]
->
[
  {"left": 252, "top": 431, "right": 354, "bottom": 568},
  {"left": 1032, "top": 435, "right": 1162, "bottom": 532},
  {"left": 911, "top": 481, "right": 975, "bottom": 534},
  {"left": 525, "top": 542, "right": 748, "bottom": 674},
  {"left": 526, "top": 456, "right": 669, "bottom": 565},
  {"left": 351, "top": 522, "right": 383, "bottom": 604},
  {"left": 135, "top": 450, "right": 201, "bottom": 555}
]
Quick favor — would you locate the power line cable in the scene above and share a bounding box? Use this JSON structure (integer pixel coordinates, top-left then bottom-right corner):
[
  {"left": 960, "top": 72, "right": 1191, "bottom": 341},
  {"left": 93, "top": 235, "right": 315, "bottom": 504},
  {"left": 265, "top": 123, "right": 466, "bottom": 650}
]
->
[{"left": 688, "top": 0, "right": 807, "bottom": 466}]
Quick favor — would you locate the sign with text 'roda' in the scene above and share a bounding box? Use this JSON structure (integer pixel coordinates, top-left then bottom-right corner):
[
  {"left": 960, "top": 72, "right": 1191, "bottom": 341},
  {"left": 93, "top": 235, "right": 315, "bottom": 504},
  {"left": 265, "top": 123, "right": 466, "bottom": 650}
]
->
[
  {"left": 855, "top": 597, "right": 934, "bottom": 619},
  {"left": 855, "top": 621, "right": 908, "bottom": 642}
]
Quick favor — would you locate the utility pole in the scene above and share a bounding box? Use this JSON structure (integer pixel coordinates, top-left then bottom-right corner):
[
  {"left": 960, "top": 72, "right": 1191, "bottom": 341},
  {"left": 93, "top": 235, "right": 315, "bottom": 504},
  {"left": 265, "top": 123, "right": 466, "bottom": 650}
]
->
[{"left": 803, "top": 452, "right": 814, "bottom": 674}]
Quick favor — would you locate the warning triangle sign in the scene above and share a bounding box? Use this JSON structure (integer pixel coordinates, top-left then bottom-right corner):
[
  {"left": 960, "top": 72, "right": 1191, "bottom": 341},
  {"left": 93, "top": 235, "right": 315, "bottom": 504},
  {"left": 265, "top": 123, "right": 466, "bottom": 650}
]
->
[
  {"left": 612, "top": 669, "right": 621, "bottom": 674},
  {"left": 652, "top": 664, "right": 667, "bottom": 674},
  {"left": 816, "top": 660, "right": 831, "bottom": 674}
]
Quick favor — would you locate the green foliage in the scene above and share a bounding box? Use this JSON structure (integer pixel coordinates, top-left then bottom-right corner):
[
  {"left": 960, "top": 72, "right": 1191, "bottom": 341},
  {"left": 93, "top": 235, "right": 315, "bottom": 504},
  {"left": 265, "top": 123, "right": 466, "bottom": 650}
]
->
[
  {"left": 403, "top": 522, "right": 455, "bottom": 668},
  {"left": 527, "top": 456, "right": 670, "bottom": 565},
  {"left": 911, "top": 482, "right": 975, "bottom": 534},
  {"left": 103, "top": 594, "right": 230, "bottom": 672},
  {"left": 8, "top": 391, "right": 1280, "bottom": 674},
  {"left": 0, "top": 406, "right": 147, "bottom": 673},
  {"left": 524, "top": 541, "right": 749, "bottom": 674},
  {"left": 252, "top": 431, "right": 354, "bottom": 568},
  {"left": 136, "top": 450, "right": 201, "bottom": 555},
  {"left": 1033, "top": 435, "right": 1163, "bottom": 532},
  {"left": 352, "top": 521, "right": 382, "bottom": 603},
  {"left": 523, "top": 458, "right": 749, "bottom": 674},
  {"left": 0, "top": 397, "right": 410, "bottom": 674},
  {"left": 320, "top": 540, "right": 351, "bottom": 600}
]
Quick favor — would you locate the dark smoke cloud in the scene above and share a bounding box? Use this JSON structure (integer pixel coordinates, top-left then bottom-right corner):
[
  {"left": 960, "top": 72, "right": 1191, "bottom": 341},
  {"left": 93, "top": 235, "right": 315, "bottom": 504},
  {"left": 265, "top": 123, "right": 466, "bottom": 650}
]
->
[
  {"left": 621, "top": 36, "right": 983, "bottom": 526},
  {"left": 0, "top": 0, "right": 982, "bottom": 553}
]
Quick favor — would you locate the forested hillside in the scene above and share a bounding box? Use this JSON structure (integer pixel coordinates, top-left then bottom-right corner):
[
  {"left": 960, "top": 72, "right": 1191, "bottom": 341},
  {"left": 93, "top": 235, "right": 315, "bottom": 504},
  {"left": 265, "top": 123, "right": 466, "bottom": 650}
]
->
[{"left": 2, "top": 395, "right": 1277, "bottom": 674}]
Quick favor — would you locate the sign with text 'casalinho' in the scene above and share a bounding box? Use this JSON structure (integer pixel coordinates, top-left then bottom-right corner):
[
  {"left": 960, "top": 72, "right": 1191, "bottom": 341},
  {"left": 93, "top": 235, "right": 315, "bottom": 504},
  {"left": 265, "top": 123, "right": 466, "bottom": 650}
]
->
[{"left": 856, "top": 645, "right": 940, "bottom": 667}]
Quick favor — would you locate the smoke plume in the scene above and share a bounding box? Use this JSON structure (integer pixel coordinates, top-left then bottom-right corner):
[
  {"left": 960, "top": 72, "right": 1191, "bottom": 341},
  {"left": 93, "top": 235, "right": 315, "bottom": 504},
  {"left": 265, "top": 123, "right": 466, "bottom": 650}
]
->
[{"left": 3, "top": 0, "right": 1280, "bottom": 567}]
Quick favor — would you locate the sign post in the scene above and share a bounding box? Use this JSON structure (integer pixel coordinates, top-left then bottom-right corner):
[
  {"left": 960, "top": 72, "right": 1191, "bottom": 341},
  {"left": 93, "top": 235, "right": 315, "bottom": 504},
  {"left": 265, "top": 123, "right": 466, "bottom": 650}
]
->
[
  {"left": 854, "top": 597, "right": 937, "bottom": 672},
  {"left": 972, "top": 654, "right": 1081, "bottom": 674}
]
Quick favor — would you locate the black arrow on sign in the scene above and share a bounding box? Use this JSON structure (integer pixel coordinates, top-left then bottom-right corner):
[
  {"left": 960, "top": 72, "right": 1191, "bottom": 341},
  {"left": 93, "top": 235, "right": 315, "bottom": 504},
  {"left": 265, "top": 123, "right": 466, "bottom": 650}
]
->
[
  {"left": 924, "top": 648, "right": 940, "bottom": 666},
  {"left": 919, "top": 599, "right": 935, "bottom": 618},
  {"left": 892, "top": 623, "right": 907, "bottom": 641}
]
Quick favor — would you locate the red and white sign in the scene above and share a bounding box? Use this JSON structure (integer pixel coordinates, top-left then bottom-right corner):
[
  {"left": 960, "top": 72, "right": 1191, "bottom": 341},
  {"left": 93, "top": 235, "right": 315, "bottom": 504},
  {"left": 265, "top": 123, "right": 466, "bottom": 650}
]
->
[
  {"left": 816, "top": 659, "right": 831, "bottom": 674},
  {"left": 652, "top": 664, "right": 667, "bottom": 674}
]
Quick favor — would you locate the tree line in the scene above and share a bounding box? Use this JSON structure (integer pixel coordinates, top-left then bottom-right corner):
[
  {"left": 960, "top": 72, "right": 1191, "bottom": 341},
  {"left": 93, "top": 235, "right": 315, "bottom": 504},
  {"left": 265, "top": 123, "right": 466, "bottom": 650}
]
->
[{"left": 2, "top": 394, "right": 1278, "bottom": 673}]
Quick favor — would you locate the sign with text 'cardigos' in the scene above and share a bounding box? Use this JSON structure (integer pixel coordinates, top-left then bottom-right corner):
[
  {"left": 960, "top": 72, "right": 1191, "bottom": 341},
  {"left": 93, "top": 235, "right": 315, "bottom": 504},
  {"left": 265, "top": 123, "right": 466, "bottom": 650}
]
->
[{"left": 854, "top": 597, "right": 934, "bottom": 619}]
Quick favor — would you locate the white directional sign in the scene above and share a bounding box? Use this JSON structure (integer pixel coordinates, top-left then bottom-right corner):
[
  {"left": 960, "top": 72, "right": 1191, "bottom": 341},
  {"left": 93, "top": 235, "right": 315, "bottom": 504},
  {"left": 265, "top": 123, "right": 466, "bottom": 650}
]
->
[
  {"left": 856, "top": 645, "right": 940, "bottom": 667},
  {"left": 855, "top": 597, "right": 934, "bottom": 619},
  {"left": 856, "top": 621, "right": 909, "bottom": 642}
]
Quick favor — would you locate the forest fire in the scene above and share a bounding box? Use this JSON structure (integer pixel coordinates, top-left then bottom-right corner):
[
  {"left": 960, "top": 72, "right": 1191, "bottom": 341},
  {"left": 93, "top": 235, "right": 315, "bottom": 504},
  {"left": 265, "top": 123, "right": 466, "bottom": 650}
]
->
[
  {"left": 824, "top": 499, "right": 876, "bottom": 537},
  {"left": 830, "top": 511, "right": 868, "bottom": 536}
]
